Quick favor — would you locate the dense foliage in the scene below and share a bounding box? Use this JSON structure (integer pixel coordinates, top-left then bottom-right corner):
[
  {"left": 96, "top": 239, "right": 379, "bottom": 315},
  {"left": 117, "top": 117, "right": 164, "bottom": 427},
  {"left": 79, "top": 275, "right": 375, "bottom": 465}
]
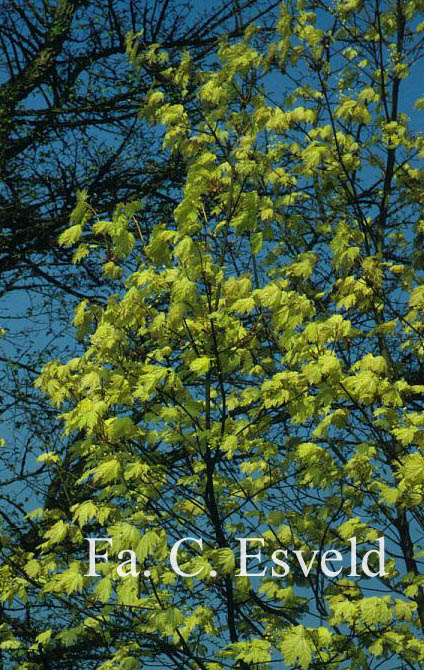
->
[
  {"left": 0, "top": 3, "right": 277, "bottom": 654},
  {"left": 4, "top": 0, "right": 424, "bottom": 668},
  {"left": 0, "top": 0, "right": 275, "bottom": 520}
]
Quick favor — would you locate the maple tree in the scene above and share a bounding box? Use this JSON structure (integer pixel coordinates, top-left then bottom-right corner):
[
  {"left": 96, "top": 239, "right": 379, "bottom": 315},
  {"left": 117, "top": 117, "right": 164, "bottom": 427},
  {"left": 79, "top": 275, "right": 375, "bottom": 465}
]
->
[
  {"left": 0, "top": 0, "right": 277, "bottom": 526},
  {"left": 0, "top": 4, "right": 279, "bottom": 655},
  {"left": 4, "top": 0, "right": 424, "bottom": 669}
]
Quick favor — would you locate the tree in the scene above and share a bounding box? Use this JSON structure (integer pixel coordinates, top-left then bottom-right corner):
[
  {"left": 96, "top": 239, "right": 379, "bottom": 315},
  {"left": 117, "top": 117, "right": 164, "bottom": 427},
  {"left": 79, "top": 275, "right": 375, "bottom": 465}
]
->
[
  {"left": 0, "top": 0, "right": 279, "bottom": 602},
  {"left": 5, "top": 0, "right": 424, "bottom": 668},
  {"left": 0, "top": 0, "right": 279, "bottom": 502},
  {"left": 0, "top": 2, "right": 279, "bottom": 667}
]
